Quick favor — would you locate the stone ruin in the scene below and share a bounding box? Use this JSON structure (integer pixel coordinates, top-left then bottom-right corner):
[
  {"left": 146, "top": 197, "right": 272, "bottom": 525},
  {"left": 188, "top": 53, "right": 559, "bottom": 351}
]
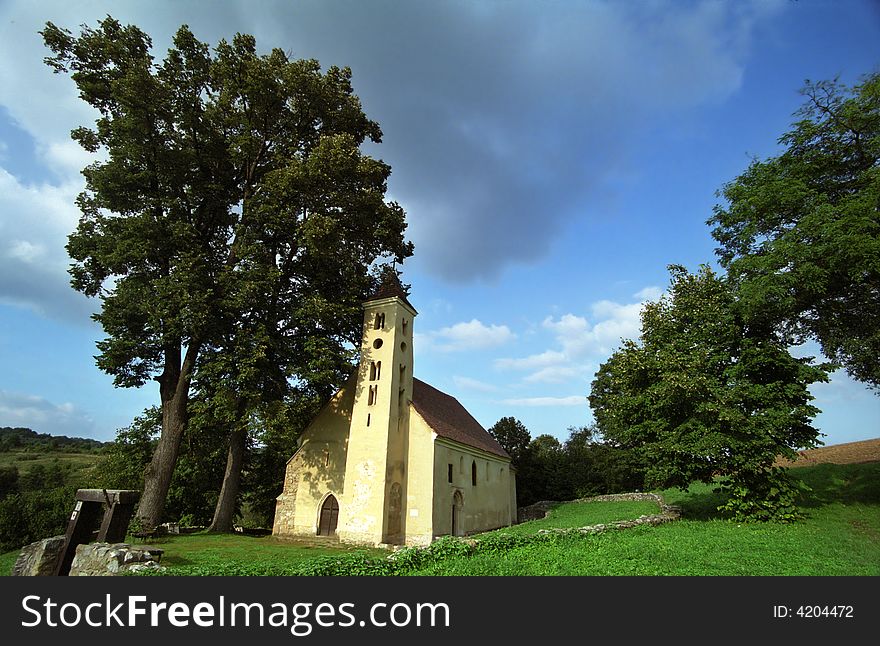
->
[{"left": 11, "top": 487, "right": 166, "bottom": 576}]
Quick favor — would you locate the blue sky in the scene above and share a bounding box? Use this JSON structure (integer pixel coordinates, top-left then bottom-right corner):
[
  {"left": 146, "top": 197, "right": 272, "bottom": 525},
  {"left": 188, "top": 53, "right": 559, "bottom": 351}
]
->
[{"left": 0, "top": 0, "right": 878, "bottom": 446}]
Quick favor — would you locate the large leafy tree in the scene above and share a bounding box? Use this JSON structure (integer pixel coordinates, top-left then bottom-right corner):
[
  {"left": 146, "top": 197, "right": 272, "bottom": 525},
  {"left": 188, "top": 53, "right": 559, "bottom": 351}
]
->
[
  {"left": 709, "top": 73, "right": 880, "bottom": 389},
  {"left": 488, "top": 416, "right": 531, "bottom": 464},
  {"left": 589, "top": 265, "right": 828, "bottom": 521},
  {"left": 42, "top": 18, "right": 412, "bottom": 528}
]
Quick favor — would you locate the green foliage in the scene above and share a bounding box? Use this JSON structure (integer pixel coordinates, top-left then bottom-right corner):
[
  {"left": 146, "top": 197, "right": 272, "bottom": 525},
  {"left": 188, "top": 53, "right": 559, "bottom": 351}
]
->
[
  {"left": 0, "top": 427, "right": 106, "bottom": 453},
  {"left": 496, "top": 418, "right": 646, "bottom": 506},
  {"left": 709, "top": 72, "right": 880, "bottom": 388},
  {"left": 0, "top": 466, "right": 18, "bottom": 498},
  {"left": 41, "top": 16, "right": 413, "bottom": 526},
  {"left": 96, "top": 408, "right": 160, "bottom": 491},
  {"left": 488, "top": 417, "right": 531, "bottom": 463},
  {"left": 0, "top": 486, "right": 77, "bottom": 552},
  {"left": 590, "top": 265, "right": 828, "bottom": 521}
]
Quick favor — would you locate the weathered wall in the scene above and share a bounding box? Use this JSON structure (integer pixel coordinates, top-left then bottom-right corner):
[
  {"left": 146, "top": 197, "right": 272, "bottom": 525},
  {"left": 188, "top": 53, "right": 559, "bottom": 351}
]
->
[
  {"left": 273, "top": 378, "right": 354, "bottom": 537},
  {"left": 337, "top": 296, "right": 415, "bottom": 546},
  {"left": 432, "top": 439, "right": 514, "bottom": 537},
  {"left": 400, "top": 409, "right": 435, "bottom": 545}
]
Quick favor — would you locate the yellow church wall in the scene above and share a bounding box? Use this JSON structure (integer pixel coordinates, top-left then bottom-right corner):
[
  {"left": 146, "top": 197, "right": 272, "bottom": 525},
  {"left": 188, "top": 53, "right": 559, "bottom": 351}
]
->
[
  {"left": 400, "top": 408, "right": 437, "bottom": 546},
  {"left": 272, "top": 377, "right": 354, "bottom": 537},
  {"left": 432, "top": 439, "right": 514, "bottom": 537},
  {"left": 337, "top": 296, "right": 415, "bottom": 546}
]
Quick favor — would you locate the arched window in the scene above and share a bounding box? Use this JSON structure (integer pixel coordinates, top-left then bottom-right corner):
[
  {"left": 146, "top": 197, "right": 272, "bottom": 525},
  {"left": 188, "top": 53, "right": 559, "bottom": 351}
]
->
[
  {"left": 374, "top": 312, "right": 385, "bottom": 329},
  {"left": 370, "top": 361, "right": 381, "bottom": 381},
  {"left": 368, "top": 385, "right": 377, "bottom": 406},
  {"left": 471, "top": 461, "right": 477, "bottom": 486}
]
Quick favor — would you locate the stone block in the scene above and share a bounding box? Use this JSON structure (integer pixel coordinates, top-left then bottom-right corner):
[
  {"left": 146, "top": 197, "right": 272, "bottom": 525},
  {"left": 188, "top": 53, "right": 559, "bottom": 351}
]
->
[{"left": 11, "top": 535, "right": 66, "bottom": 576}]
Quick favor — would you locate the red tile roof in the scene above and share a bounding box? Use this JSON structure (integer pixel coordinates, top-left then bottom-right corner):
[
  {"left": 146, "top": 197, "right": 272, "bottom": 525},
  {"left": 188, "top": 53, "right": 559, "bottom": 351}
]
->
[{"left": 411, "top": 378, "right": 510, "bottom": 459}]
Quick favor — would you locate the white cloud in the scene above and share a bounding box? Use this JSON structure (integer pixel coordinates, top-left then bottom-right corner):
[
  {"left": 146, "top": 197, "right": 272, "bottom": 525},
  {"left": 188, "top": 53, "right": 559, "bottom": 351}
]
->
[
  {"left": 496, "top": 286, "right": 659, "bottom": 384},
  {"left": 420, "top": 318, "right": 515, "bottom": 352},
  {"left": 452, "top": 375, "right": 499, "bottom": 393},
  {"left": 634, "top": 286, "right": 663, "bottom": 301},
  {"left": 0, "top": 390, "right": 96, "bottom": 437},
  {"left": 522, "top": 365, "right": 585, "bottom": 384},
  {"left": 495, "top": 350, "right": 566, "bottom": 371},
  {"left": 0, "top": 168, "right": 95, "bottom": 323},
  {"left": 500, "top": 395, "right": 586, "bottom": 407}
]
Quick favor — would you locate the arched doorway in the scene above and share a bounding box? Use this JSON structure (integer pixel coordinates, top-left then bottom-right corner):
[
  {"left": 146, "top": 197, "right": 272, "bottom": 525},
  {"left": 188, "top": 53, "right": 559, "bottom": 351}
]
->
[
  {"left": 452, "top": 490, "right": 463, "bottom": 537},
  {"left": 317, "top": 494, "right": 339, "bottom": 536}
]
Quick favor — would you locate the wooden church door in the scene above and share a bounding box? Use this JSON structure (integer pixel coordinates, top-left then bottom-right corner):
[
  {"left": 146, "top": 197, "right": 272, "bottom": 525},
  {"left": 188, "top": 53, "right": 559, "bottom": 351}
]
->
[{"left": 318, "top": 495, "right": 339, "bottom": 536}]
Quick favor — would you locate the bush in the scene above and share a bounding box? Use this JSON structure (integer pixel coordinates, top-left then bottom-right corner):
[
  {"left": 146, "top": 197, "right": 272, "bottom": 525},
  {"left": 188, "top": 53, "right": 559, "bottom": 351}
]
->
[{"left": 0, "top": 486, "right": 76, "bottom": 552}]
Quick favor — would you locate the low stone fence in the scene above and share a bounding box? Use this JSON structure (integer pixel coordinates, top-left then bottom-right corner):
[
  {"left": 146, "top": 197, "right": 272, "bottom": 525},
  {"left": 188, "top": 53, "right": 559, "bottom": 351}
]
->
[
  {"left": 12, "top": 537, "right": 165, "bottom": 576},
  {"left": 517, "top": 492, "right": 680, "bottom": 536},
  {"left": 69, "top": 543, "right": 165, "bottom": 576}
]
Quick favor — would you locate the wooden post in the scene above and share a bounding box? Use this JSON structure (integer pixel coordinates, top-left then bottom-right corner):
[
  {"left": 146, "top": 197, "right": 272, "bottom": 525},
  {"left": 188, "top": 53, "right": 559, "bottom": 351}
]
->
[{"left": 52, "top": 489, "right": 140, "bottom": 576}]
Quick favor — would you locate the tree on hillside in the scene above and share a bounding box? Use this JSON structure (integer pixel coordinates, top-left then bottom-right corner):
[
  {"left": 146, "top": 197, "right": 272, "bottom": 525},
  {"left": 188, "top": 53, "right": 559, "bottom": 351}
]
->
[
  {"left": 709, "top": 72, "right": 880, "bottom": 389},
  {"left": 488, "top": 416, "right": 531, "bottom": 463},
  {"left": 42, "top": 17, "right": 412, "bottom": 529},
  {"left": 589, "top": 265, "right": 828, "bottom": 521}
]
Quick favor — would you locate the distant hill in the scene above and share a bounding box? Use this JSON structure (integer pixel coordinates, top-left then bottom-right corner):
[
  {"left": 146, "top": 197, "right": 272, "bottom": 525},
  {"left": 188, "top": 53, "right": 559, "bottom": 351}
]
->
[
  {"left": 0, "top": 427, "right": 108, "bottom": 453},
  {"left": 776, "top": 438, "right": 880, "bottom": 468}
]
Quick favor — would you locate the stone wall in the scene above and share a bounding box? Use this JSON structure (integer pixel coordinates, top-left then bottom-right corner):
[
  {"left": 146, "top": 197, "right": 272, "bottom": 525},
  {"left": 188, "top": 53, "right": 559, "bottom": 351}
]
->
[
  {"left": 68, "top": 543, "right": 165, "bottom": 576},
  {"left": 517, "top": 492, "right": 680, "bottom": 531}
]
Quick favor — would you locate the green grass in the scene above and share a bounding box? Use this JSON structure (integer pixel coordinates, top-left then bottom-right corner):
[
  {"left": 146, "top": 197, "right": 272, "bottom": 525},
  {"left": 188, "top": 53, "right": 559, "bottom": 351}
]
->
[
  {"left": 0, "top": 549, "right": 19, "bottom": 576},
  {"left": 0, "top": 451, "right": 102, "bottom": 481},
  {"left": 406, "top": 462, "right": 880, "bottom": 576},
  {"left": 0, "top": 532, "right": 387, "bottom": 576},
  {"left": 477, "top": 499, "right": 659, "bottom": 537},
  {"left": 133, "top": 533, "right": 388, "bottom": 575},
  {"left": 2, "top": 461, "right": 877, "bottom": 576}
]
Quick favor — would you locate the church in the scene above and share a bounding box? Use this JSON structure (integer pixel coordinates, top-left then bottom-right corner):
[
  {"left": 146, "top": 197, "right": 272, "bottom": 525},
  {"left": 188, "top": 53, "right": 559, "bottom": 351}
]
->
[{"left": 272, "top": 276, "right": 517, "bottom": 546}]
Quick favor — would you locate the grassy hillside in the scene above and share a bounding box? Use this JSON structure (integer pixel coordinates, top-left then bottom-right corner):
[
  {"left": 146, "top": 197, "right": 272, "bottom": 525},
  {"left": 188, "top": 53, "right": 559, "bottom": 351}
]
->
[
  {"left": 1, "top": 459, "right": 877, "bottom": 576},
  {"left": 408, "top": 462, "right": 879, "bottom": 575}
]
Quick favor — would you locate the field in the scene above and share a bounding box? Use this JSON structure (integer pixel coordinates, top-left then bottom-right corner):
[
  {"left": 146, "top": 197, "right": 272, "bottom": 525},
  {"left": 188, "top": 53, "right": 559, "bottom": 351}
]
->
[
  {"left": 0, "top": 451, "right": 102, "bottom": 477},
  {"left": 1, "top": 443, "right": 877, "bottom": 576},
  {"left": 775, "top": 437, "right": 880, "bottom": 468}
]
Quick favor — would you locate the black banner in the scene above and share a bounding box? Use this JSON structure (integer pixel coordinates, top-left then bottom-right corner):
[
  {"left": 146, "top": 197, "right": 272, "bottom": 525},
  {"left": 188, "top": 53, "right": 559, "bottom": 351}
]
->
[{"left": 0, "top": 576, "right": 876, "bottom": 644}]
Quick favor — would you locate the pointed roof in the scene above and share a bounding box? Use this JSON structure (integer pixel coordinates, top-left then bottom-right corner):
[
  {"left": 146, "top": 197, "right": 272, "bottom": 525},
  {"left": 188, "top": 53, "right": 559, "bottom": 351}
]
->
[
  {"left": 366, "top": 271, "right": 417, "bottom": 313},
  {"left": 411, "top": 378, "right": 510, "bottom": 459}
]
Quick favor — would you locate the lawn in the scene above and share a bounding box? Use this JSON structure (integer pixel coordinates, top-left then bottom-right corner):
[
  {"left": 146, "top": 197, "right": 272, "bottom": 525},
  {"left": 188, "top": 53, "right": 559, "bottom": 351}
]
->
[
  {"left": 406, "top": 462, "right": 880, "bottom": 575},
  {"left": 477, "top": 499, "right": 660, "bottom": 537},
  {"left": 1, "top": 461, "right": 877, "bottom": 576}
]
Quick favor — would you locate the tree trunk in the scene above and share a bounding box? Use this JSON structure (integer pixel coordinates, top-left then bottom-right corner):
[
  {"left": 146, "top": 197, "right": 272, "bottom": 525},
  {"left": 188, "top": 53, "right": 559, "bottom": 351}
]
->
[
  {"left": 208, "top": 417, "right": 248, "bottom": 533},
  {"left": 137, "top": 342, "right": 200, "bottom": 530}
]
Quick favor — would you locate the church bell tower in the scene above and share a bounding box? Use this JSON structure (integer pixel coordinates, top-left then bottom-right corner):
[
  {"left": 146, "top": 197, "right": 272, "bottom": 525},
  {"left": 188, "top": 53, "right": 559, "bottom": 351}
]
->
[{"left": 336, "top": 273, "right": 416, "bottom": 545}]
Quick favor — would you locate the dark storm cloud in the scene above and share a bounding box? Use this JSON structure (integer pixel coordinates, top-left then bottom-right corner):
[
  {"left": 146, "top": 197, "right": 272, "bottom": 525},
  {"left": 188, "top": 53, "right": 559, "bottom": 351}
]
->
[
  {"left": 0, "top": 0, "right": 781, "bottom": 298},
  {"left": 242, "top": 0, "right": 775, "bottom": 282}
]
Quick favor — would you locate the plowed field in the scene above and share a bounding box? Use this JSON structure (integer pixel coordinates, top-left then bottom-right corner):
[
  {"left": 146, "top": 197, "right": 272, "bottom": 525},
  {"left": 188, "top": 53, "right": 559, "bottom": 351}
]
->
[{"left": 776, "top": 437, "right": 880, "bottom": 468}]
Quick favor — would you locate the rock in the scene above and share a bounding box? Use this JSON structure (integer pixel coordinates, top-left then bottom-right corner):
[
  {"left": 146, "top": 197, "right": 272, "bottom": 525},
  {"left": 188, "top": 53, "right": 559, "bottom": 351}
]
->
[
  {"left": 11, "top": 535, "right": 66, "bottom": 576},
  {"left": 69, "top": 542, "right": 165, "bottom": 576}
]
